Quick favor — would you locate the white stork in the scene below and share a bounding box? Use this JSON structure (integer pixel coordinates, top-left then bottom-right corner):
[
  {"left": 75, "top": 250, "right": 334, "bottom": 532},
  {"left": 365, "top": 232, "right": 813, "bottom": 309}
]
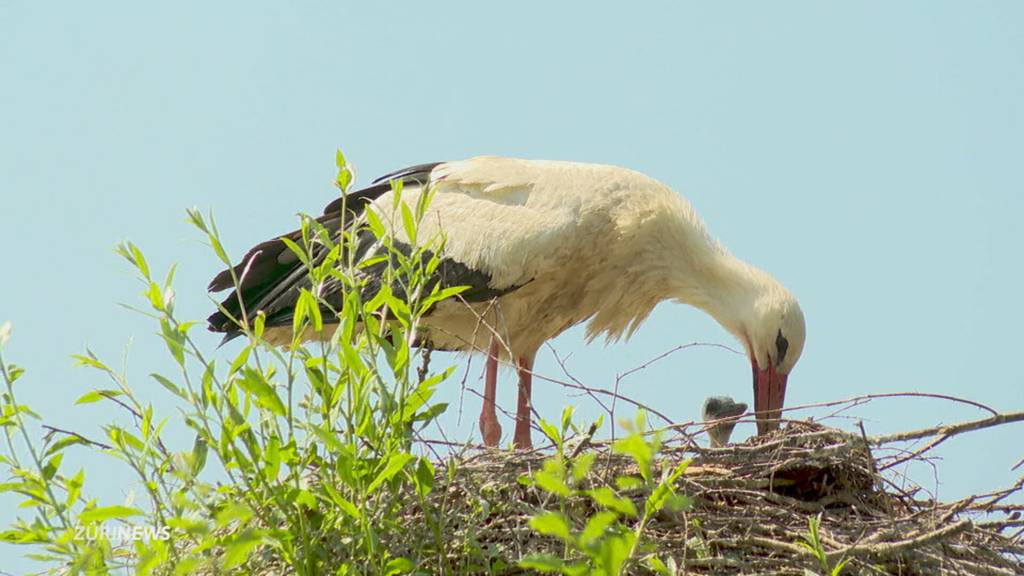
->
[{"left": 208, "top": 157, "right": 806, "bottom": 449}]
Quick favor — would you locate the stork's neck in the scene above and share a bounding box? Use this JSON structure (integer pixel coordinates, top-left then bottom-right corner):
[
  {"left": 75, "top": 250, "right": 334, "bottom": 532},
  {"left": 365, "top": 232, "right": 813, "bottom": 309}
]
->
[
  {"left": 648, "top": 207, "right": 784, "bottom": 352},
  {"left": 595, "top": 189, "right": 788, "bottom": 348},
  {"left": 672, "top": 251, "right": 779, "bottom": 351}
]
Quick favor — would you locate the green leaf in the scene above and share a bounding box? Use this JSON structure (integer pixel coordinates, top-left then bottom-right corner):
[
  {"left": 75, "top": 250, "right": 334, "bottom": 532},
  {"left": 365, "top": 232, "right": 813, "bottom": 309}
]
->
[
  {"left": 580, "top": 511, "right": 618, "bottom": 547},
  {"left": 160, "top": 318, "right": 186, "bottom": 366},
  {"left": 41, "top": 454, "right": 62, "bottom": 481},
  {"left": 561, "top": 406, "right": 575, "bottom": 434},
  {"left": 335, "top": 149, "right": 352, "bottom": 191},
  {"left": 666, "top": 459, "right": 691, "bottom": 483},
  {"left": 587, "top": 487, "right": 638, "bottom": 517},
  {"left": 420, "top": 285, "right": 469, "bottom": 311},
  {"left": 310, "top": 426, "right": 345, "bottom": 454},
  {"left": 163, "top": 262, "right": 178, "bottom": 290},
  {"left": 414, "top": 458, "right": 435, "bottom": 497},
  {"left": 832, "top": 557, "right": 851, "bottom": 576},
  {"left": 533, "top": 460, "right": 572, "bottom": 497},
  {"left": 253, "top": 310, "right": 266, "bottom": 339},
  {"left": 529, "top": 512, "right": 571, "bottom": 542},
  {"left": 136, "top": 539, "right": 169, "bottom": 576},
  {"left": 412, "top": 402, "right": 448, "bottom": 424},
  {"left": 401, "top": 369, "right": 452, "bottom": 421},
  {"left": 238, "top": 368, "right": 286, "bottom": 416},
  {"left": 222, "top": 529, "right": 262, "bottom": 569},
  {"left": 516, "top": 553, "right": 581, "bottom": 573},
  {"left": 367, "top": 452, "right": 414, "bottom": 493},
  {"left": 364, "top": 208, "right": 386, "bottom": 240},
  {"left": 538, "top": 418, "right": 561, "bottom": 447},
  {"left": 615, "top": 475, "right": 644, "bottom": 490},
  {"left": 322, "top": 484, "right": 362, "bottom": 520},
  {"left": 145, "top": 281, "right": 166, "bottom": 311},
  {"left": 294, "top": 489, "right": 317, "bottom": 509},
  {"left": 172, "top": 556, "right": 202, "bottom": 576},
  {"left": 400, "top": 202, "right": 417, "bottom": 245},
  {"left": 383, "top": 557, "right": 415, "bottom": 576},
  {"left": 150, "top": 374, "right": 185, "bottom": 399},
  {"left": 571, "top": 452, "right": 596, "bottom": 482},
  {"left": 307, "top": 292, "right": 323, "bottom": 332},
  {"left": 518, "top": 554, "right": 569, "bottom": 573},
  {"left": 74, "top": 389, "right": 123, "bottom": 405},
  {"left": 645, "top": 556, "right": 672, "bottom": 576},
  {"left": 599, "top": 529, "right": 635, "bottom": 575},
  {"left": 229, "top": 346, "right": 251, "bottom": 376},
  {"left": 4, "top": 365, "right": 25, "bottom": 385},
  {"left": 43, "top": 435, "right": 86, "bottom": 458},
  {"left": 79, "top": 505, "right": 144, "bottom": 523},
  {"left": 115, "top": 241, "right": 151, "bottom": 279},
  {"left": 108, "top": 426, "right": 145, "bottom": 453},
  {"left": 208, "top": 230, "right": 232, "bottom": 265},
  {"left": 167, "top": 515, "right": 210, "bottom": 536},
  {"left": 191, "top": 435, "right": 209, "bottom": 476},
  {"left": 72, "top": 353, "right": 111, "bottom": 372},
  {"left": 263, "top": 435, "right": 281, "bottom": 481},
  {"left": 646, "top": 459, "right": 692, "bottom": 517},
  {"left": 130, "top": 242, "right": 150, "bottom": 278},
  {"left": 612, "top": 433, "right": 654, "bottom": 482},
  {"left": 215, "top": 503, "right": 253, "bottom": 528},
  {"left": 65, "top": 469, "right": 84, "bottom": 508},
  {"left": 280, "top": 236, "right": 311, "bottom": 269},
  {"left": 292, "top": 289, "right": 311, "bottom": 336}
]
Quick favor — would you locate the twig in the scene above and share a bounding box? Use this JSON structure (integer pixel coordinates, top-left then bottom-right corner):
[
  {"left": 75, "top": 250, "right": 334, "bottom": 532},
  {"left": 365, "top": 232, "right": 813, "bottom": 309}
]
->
[
  {"left": 545, "top": 343, "right": 613, "bottom": 418},
  {"left": 615, "top": 342, "right": 744, "bottom": 383},
  {"left": 41, "top": 425, "right": 113, "bottom": 450},
  {"left": 781, "top": 392, "right": 1000, "bottom": 418},
  {"left": 568, "top": 421, "right": 600, "bottom": 459},
  {"left": 827, "top": 519, "right": 972, "bottom": 561},
  {"left": 870, "top": 411, "right": 1024, "bottom": 445},
  {"left": 858, "top": 420, "right": 877, "bottom": 475},
  {"left": 417, "top": 347, "right": 432, "bottom": 384},
  {"left": 531, "top": 372, "right": 676, "bottom": 427}
]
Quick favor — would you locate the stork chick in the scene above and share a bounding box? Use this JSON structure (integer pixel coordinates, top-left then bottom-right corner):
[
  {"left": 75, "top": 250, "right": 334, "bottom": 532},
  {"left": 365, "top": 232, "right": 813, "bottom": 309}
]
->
[{"left": 702, "top": 396, "right": 748, "bottom": 448}]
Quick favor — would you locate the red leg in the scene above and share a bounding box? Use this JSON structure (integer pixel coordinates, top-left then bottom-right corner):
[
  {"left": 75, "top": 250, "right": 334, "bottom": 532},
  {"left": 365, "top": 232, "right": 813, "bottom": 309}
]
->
[
  {"left": 513, "top": 355, "right": 534, "bottom": 449},
  {"left": 479, "top": 337, "right": 502, "bottom": 447}
]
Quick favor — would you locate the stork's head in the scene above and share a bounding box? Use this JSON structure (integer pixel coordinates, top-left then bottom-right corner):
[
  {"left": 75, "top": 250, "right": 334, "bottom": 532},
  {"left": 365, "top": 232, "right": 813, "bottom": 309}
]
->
[{"left": 744, "top": 290, "right": 805, "bottom": 435}]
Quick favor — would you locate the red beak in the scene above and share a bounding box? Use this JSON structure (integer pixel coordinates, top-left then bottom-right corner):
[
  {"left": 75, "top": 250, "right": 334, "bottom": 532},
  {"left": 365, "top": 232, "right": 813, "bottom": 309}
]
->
[{"left": 753, "top": 360, "right": 788, "bottom": 435}]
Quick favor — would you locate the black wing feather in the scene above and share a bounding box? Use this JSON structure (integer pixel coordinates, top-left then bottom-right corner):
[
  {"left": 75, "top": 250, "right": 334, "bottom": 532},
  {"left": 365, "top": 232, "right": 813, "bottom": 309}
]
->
[
  {"left": 206, "top": 161, "right": 518, "bottom": 340},
  {"left": 320, "top": 162, "right": 442, "bottom": 217}
]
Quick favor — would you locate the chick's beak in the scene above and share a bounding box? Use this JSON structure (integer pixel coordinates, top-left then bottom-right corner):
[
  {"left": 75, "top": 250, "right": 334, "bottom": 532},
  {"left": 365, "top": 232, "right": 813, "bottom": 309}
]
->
[{"left": 753, "top": 361, "right": 788, "bottom": 435}]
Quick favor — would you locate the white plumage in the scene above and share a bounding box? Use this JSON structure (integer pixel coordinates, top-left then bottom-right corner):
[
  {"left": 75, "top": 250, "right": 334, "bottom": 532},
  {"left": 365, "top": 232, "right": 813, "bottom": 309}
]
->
[{"left": 209, "top": 156, "right": 806, "bottom": 449}]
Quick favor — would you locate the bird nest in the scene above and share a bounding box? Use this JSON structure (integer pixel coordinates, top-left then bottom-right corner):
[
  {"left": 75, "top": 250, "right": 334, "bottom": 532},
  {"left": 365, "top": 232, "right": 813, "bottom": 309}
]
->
[
  {"left": 201, "top": 411, "right": 1023, "bottom": 575},
  {"left": 399, "top": 420, "right": 1024, "bottom": 575}
]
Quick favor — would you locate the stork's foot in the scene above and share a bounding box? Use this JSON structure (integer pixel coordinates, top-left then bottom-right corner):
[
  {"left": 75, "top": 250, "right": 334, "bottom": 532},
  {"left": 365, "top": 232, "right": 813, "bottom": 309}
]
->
[
  {"left": 480, "top": 414, "right": 502, "bottom": 447},
  {"left": 513, "top": 355, "right": 534, "bottom": 450},
  {"left": 512, "top": 423, "right": 533, "bottom": 450},
  {"left": 480, "top": 337, "right": 502, "bottom": 447}
]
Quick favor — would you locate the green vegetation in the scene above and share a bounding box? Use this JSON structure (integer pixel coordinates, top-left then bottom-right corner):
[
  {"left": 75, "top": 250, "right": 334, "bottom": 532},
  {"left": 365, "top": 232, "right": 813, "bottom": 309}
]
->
[
  {"left": 518, "top": 411, "right": 692, "bottom": 575},
  {"left": 796, "top": 514, "right": 850, "bottom": 576},
  {"left": 0, "top": 152, "right": 689, "bottom": 575}
]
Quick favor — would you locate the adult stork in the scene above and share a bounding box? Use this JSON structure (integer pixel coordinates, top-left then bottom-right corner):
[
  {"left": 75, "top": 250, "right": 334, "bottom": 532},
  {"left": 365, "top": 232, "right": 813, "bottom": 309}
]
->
[{"left": 207, "top": 156, "right": 806, "bottom": 449}]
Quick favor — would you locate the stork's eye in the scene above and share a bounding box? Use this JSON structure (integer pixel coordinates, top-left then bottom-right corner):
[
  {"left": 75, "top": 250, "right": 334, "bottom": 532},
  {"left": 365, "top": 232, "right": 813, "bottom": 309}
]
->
[{"left": 775, "top": 329, "right": 789, "bottom": 367}]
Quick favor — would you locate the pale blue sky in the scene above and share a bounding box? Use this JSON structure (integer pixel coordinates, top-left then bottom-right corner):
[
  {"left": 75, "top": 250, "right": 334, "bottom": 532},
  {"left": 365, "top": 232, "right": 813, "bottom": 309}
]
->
[{"left": 2, "top": 2, "right": 1023, "bottom": 571}]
